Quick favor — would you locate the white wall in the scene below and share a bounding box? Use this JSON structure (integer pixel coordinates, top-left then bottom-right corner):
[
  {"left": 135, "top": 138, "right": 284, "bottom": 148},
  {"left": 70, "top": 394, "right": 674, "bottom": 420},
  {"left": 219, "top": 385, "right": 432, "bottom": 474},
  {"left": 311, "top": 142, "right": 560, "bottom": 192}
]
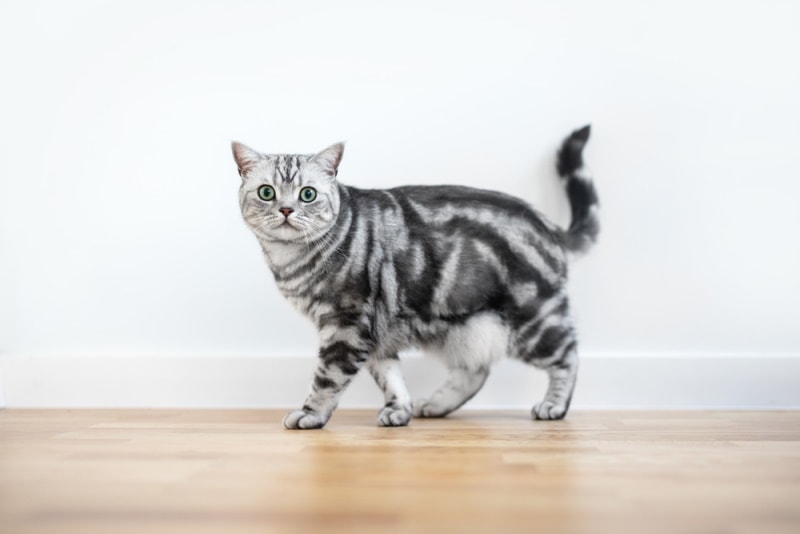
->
[{"left": 1, "top": 2, "right": 799, "bottom": 381}]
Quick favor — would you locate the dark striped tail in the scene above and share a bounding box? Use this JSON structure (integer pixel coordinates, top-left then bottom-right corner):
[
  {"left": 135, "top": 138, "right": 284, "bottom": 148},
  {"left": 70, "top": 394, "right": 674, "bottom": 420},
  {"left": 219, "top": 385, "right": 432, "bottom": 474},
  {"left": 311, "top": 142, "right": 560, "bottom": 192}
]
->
[{"left": 556, "top": 125, "right": 599, "bottom": 254}]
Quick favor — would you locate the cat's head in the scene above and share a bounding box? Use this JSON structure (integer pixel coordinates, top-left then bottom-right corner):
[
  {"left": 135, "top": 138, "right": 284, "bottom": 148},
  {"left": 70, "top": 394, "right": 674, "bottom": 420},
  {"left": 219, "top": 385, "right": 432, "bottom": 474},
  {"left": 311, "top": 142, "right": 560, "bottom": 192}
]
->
[{"left": 232, "top": 142, "right": 344, "bottom": 243}]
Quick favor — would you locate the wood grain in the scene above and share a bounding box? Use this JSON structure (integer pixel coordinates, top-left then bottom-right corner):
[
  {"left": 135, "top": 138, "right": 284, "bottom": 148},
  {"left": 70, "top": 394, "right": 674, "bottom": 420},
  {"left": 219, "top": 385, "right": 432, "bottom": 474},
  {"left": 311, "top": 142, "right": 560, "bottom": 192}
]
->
[{"left": 1, "top": 410, "right": 798, "bottom": 534}]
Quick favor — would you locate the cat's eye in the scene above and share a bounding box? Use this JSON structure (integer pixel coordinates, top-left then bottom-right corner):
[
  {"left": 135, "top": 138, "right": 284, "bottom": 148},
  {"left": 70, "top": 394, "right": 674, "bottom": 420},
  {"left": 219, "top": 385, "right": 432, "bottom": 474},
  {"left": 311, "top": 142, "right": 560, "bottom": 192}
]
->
[
  {"left": 299, "top": 187, "right": 317, "bottom": 203},
  {"left": 257, "top": 185, "right": 275, "bottom": 201}
]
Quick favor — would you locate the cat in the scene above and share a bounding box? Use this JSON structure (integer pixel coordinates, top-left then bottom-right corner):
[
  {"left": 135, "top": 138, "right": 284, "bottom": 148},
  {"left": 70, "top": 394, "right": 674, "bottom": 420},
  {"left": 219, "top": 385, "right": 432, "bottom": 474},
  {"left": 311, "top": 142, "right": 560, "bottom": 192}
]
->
[{"left": 232, "top": 126, "right": 598, "bottom": 429}]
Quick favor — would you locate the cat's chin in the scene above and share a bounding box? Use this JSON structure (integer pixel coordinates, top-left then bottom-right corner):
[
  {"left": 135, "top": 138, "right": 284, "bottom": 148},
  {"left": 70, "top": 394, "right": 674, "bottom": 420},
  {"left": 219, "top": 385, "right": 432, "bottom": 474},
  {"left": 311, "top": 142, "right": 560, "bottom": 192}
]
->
[{"left": 258, "top": 223, "right": 309, "bottom": 243}]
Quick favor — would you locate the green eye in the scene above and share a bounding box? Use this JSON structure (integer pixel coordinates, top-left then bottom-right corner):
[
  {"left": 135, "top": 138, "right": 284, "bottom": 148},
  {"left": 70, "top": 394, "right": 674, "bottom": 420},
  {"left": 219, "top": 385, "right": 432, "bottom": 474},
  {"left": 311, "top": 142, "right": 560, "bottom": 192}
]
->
[
  {"left": 257, "top": 185, "right": 275, "bottom": 201},
  {"left": 299, "top": 187, "right": 317, "bottom": 203}
]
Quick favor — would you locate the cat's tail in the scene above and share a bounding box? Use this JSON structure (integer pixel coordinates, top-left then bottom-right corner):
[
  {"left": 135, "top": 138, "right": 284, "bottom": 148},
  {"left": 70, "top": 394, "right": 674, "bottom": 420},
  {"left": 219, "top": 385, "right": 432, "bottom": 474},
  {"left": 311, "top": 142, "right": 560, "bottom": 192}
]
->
[{"left": 556, "top": 125, "right": 599, "bottom": 255}]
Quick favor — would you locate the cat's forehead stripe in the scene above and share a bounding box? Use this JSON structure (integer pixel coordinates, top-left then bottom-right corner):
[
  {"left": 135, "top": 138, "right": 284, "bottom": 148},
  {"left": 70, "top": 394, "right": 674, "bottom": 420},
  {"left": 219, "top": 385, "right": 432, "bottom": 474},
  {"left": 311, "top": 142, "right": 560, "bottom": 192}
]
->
[{"left": 273, "top": 154, "right": 307, "bottom": 183}]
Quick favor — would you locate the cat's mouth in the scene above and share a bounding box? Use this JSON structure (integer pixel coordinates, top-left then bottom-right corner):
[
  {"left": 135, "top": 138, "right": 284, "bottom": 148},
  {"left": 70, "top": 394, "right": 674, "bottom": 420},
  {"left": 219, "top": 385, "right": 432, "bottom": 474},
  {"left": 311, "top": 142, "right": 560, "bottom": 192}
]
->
[{"left": 268, "top": 218, "right": 302, "bottom": 234}]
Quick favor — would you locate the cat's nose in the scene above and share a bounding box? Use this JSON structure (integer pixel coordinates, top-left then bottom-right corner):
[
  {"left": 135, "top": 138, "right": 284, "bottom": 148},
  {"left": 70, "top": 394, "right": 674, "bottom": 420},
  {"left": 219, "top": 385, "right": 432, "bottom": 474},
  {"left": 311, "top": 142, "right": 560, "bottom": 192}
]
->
[{"left": 278, "top": 207, "right": 294, "bottom": 217}]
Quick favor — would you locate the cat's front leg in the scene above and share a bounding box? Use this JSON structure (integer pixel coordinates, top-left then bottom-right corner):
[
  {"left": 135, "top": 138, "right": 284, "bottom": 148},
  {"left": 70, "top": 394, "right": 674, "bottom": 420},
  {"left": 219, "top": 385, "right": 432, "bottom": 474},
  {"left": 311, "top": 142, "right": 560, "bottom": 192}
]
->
[
  {"left": 367, "top": 355, "right": 413, "bottom": 427},
  {"left": 283, "top": 338, "right": 370, "bottom": 430}
]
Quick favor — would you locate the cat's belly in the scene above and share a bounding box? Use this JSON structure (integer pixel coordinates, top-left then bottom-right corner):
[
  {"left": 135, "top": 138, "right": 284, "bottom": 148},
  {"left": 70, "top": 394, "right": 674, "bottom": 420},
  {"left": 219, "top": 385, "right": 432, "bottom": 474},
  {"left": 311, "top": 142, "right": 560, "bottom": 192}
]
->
[
  {"left": 418, "top": 312, "right": 509, "bottom": 370},
  {"left": 377, "top": 311, "right": 510, "bottom": 369}
]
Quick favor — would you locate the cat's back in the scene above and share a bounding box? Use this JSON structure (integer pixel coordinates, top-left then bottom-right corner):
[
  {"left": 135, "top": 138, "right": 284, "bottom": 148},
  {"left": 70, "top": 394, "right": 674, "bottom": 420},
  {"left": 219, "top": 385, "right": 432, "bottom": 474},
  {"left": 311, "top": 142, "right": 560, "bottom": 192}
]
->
[
  {"left": 391, "top": 183, "right": 531, "bottom": 211},
  {"left": 345, "top": 183, "right": 568, "bottom": 283},
  {"left": 379, "top": 184, "right": 561, "bottom": 245},
  {"left": 341, "top": 183, "right": 569, "bottom": 336}
]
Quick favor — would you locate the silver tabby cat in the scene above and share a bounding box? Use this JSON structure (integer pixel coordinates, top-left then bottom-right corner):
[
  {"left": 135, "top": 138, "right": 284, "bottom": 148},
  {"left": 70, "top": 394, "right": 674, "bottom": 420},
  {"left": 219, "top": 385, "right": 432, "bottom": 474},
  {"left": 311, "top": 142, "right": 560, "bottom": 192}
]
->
[{"left": 232, "top": 126, "right": 599, "bottom": 429}]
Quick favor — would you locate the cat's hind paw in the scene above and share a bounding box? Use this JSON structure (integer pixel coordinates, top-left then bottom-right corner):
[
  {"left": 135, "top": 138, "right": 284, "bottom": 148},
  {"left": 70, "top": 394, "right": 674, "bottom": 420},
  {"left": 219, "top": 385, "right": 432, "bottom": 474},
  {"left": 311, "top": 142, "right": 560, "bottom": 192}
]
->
[
  {"left": 412, "top": 399, "right": 449, "bottom": 418},
  {"left": 283, "top": 410, "right": 328, "bottom": 430},
  {"left": 377, "top": 405, "right": 412, "bottom": 427},
  {"left": 532, "top": 401, "right": 568, "bottom": 421}
]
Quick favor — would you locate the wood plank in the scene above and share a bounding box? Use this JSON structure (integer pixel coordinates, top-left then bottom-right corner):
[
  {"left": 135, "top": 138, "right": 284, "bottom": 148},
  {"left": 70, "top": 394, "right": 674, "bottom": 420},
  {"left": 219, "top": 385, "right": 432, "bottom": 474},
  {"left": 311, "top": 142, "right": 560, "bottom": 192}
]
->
[{"left": 1, "top": 410, "right": 799, "bottom": 534}]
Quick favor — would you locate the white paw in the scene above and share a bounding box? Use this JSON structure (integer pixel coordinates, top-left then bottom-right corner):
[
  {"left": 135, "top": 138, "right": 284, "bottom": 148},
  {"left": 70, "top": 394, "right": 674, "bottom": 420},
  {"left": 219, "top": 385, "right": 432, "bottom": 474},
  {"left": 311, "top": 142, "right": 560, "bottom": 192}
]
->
[
  {"left": 283, "top": 410, "right": 328, "bottom": 430},
  {"left": 377, "top": 405, "right": 412, "bottom": 427},
  {"left": 532, "top": 401, "right": 568, "bottom": 421},
  {"left": 412, "top": 399, "right": 447, "bottom": 418}
]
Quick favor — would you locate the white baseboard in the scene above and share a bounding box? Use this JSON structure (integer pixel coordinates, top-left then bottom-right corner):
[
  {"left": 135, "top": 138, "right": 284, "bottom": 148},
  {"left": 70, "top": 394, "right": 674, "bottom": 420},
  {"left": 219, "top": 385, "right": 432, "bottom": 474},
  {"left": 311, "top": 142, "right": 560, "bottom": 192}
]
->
[
  {"left": 1, "top": 354, "right": 798, "bottom": 409},
  {"left": 0, "top": 361, "right": 5, "bottom": 409}
]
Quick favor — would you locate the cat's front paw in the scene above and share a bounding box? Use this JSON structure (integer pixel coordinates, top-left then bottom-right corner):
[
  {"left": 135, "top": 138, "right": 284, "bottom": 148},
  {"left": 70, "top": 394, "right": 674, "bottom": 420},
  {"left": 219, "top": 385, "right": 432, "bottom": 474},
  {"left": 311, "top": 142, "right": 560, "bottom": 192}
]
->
[
  {"left": 532, "top": 401, "right": 568, "bottom": 421},
  {"left": 283, "top": 410, "right": 328, "bottom": 430},
  {"left": 377, "top": 404, "right": 412, "bottom": 427}
]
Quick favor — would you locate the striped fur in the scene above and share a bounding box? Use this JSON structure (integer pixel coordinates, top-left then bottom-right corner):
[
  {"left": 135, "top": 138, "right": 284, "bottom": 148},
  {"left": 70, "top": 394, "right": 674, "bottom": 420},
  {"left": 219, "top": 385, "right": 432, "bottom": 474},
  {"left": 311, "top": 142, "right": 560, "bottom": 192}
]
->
[{"left": 232, "top": 126, "right": 599, "bottom": 429}]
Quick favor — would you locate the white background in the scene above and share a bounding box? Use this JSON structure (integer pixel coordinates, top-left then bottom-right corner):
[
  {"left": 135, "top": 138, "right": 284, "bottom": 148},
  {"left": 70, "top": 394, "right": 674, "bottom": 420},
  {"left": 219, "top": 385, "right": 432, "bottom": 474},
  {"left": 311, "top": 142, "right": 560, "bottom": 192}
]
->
[{"left": 1, "top": 1, "right": 799, "bottom": 380}]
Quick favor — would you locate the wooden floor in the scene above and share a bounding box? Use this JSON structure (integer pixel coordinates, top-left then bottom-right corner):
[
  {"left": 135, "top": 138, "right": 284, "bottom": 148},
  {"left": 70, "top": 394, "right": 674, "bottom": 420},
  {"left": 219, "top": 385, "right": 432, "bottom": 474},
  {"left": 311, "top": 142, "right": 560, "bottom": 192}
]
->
[{"left": 1, "top": 410, "right": 798, "bottom": 534}]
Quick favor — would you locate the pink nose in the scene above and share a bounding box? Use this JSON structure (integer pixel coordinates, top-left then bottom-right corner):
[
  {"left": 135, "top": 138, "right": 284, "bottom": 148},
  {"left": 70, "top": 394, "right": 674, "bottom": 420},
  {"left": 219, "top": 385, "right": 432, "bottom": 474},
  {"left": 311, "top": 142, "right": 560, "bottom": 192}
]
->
[{"left": 278, "top": 207, "right": 294, "bottom": 217}]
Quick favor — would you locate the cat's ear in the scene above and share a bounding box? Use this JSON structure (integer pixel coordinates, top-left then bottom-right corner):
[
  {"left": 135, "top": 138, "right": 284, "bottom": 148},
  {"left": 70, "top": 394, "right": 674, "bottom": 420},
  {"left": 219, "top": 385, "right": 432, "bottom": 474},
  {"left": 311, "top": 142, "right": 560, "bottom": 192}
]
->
[
  {"left": 310, "top": 142, "right": 345, "bottom": 177},
  {"left": 231, "top": 141, "right": 262, "bottom": 177}
]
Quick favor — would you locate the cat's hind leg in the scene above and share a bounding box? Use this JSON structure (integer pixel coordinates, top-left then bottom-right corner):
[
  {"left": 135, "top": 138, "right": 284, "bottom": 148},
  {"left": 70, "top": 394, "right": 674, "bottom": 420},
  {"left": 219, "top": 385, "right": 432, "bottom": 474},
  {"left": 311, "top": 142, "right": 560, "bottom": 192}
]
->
[
  {"left": 414, "top": 313, "right": 507, "bottom": 418},
  {"left": 413, "top": 365, "right": 490, "bottom": 418},
  {"left": 367, "top": 355, "right": 413, "bottom": 427},
  {"left": 512, "top": 299, "right": 579, "bottom": 420},
  {"left": 532, "top": 344, "right": 578, "bottom": 420}
]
